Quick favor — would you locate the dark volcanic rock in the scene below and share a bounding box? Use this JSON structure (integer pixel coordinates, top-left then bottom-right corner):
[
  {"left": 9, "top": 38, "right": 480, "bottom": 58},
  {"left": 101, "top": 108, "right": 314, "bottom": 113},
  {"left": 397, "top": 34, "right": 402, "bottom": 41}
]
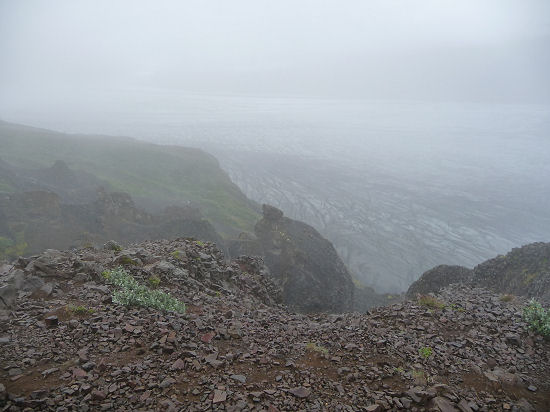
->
[
  {"left": 0, "top": 184, "right": 223, "bottom": 260},
  {"left": 407, "top": 243, "right": 550, "bottom": 303},
  {"left": 253, "top": 204, "right": 355, "bottom": 313},
  {"left": 407, "top": 265, "right": 473, "bottom": 297},
  {"left": 472, "top": 242, "right": 550, "bottom": 303},
  {"left": 0, "top": 238, "right": 549, "bottom": 411}
]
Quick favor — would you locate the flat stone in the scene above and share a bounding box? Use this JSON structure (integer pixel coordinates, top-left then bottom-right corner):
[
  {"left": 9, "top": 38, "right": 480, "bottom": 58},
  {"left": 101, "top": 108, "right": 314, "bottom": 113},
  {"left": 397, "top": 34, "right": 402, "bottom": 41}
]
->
[
  {"left": 213, "top": 389, "right": 227, "bottom": 403},
  {"left": 171, "top": 358, "right": 186, "bottom": 370},
  {"left": 159, "top": 377, "right": 176, "bottom": 388},
  {"left": 230, "top": 374, "right": 246, "bottom": 384},
  {"left": 91, "top": 390, "right": 106, "bottom": 401},
  {"left": 432, "top": 396, "right": 459, "bottom": 412},
  {"left": 289, "top": 387, "right": 311, "bottom": 398}
]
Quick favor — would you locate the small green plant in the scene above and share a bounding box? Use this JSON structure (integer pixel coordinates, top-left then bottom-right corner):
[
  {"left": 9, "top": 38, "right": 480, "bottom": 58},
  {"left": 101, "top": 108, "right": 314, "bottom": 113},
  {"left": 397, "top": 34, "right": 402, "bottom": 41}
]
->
[
  {"left": 215, "top": 290, "right": 221, "bottom": 298},
  {"left": 419, "top": 346, "right": 433, "bottom": 359},
  {"left": 500, "top": 294, "right": 514, "bottom": 302},
  {"left": 523, "top": 299, "right": 550, "bottom": 338},
  {"left": 103, "top": 267, "right": 185, "bottom": 313},
  {"left": 195, "top": 240, "right": 205, "bottom": 247},
  {"left": 170, "top": 250, "right": 184, "bottom": 260},
  {"left": 66, "top": 305, "right": 94, "bottom": 315},
  {"left": 305, "top": 342, "right": 329, "bottom": 355},
  {"left": 418, "top": 295, "right": 446, "bottom": 310},
  {"left": 148, "top": 275, "right": 161, "bottom": 288},
  {"left": 118, "top": 256, "right": 138, "bottom": 266},
  {"left": 394, "top": 366, "right": 404, "bottom": 374}
]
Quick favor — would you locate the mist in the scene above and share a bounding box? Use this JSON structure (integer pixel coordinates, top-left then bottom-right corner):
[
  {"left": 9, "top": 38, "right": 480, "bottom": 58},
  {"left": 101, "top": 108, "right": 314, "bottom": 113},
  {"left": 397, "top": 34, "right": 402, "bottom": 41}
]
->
[
  {"left": 1, "top": 0, "right": 550, "bottom": 292},
  {"left": 1, "top": 0, "right": 550, "bottom": 107}
]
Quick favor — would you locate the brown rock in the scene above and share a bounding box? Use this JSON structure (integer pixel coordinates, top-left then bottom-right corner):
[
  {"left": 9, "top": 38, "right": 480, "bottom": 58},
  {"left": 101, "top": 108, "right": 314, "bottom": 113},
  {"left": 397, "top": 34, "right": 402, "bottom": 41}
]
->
[
  {"left": 201, "top": 332, "right": 215, "bottom": 343},
  {"left": 432, "top": 396, "right": 459, "bottom": 412},
  {"left": 91, "top": 390, "right": 106, "bottom": 401},
  {"left": 45, "top": 315, "right": 58, "bottom": 327},
  {"left": 213, "top": 389, "right": 227, "bottom": 403},
  {"left": 171, "top": 358, "right": 186, "bottom": 370},
  {"left": 72, "top": 368, "right": 87, "bottom": 378},
  {"left": 289, "top": 387, "right": 311, "bottom": 398}
]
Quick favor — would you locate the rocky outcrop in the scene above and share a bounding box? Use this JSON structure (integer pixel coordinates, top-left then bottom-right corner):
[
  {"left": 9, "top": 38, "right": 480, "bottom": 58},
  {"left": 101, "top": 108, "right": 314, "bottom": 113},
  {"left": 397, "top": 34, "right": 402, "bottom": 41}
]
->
[
  {"left": 407, "top": 265, "right": 473, "bottom": 297},
  {"left": 407, "top": 243, "right": 550, "bottom": 303},
  {"left": 0, "top": 186, "right": 223, "bottom": 260},
  {"left": 472, "top": 242, "right": 550, "bottom": 302},
  {"left": 252, "top": 204, "right": 355, "bottom": 313},
  {"left": 0, "top": 240, "right": 548, "bottom": 411},
  {"left": 0, "top": 158, "right": 111, "bottom": 204}
]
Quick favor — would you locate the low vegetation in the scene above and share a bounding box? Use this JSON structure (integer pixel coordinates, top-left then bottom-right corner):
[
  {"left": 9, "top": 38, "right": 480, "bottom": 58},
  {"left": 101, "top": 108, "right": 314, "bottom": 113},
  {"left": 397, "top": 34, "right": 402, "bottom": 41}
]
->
[
  {"left": 66, "top": 304, "right": 95, "bottom": 315},
  {"left": 523, "top": 299, "right": 550, "bottom": 338},
  {"left": 102, "top": 267, "right": 186, "bottom": 313},
  {"left": 500, "top": 294, "right": 514, "bottom": 302},
  {"left": 417, "top": 294, "right": 446, "bottom": 309},
  {"left": 418, "top": 346, "right": 433, "bottom": 359},
  {"left": 148, "top": 275, "right": 161, "bottom": 288},
  {"left": 305, "top": 342, "right": 329, "bottom": 355}
]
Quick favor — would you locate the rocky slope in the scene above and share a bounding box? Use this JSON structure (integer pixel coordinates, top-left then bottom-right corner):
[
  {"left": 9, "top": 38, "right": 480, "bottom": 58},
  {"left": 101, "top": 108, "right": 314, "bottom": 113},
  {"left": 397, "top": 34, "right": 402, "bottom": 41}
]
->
[
  {"left": 407, "top": 243, "right": 550, "bottom": 304},
  {"left": 0, "top": 186, "right": 223, "bottom": 260},
  {"left": 1, "top": 240, "right": 549, "bottom": 411}
]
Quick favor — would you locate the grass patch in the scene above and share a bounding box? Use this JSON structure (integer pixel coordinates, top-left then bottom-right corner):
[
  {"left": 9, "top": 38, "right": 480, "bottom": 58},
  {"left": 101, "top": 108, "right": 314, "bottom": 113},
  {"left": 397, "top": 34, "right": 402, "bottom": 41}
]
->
[
  {"left": 148, "top": 275, "right": 160, "bottom": 288},
  {"left": 66, "top": 305, "right": 94, "bottom": 315},
  {"left": 417, "top": 295, "right": 446, "bottom": 310},
  {"left": 523, "top": 299, "right": 550, "bottom": 338},
  {"left": 0, "top": 122, "right": 260, "bottom": 234},
  {"left": 419, "top": 346, "right": 433, "bottom": 359},
  {"left": 305, "top": 342, "right": 329, "bottom": 355},
  {"left": 170, "top": 250, "right": 185, "bottom": 260},
  {"left": 500, "top": 294, "right": 514, "bottom": 302},
  {"left": 103, "top": 267, "right": 185, "bottom": 314}
]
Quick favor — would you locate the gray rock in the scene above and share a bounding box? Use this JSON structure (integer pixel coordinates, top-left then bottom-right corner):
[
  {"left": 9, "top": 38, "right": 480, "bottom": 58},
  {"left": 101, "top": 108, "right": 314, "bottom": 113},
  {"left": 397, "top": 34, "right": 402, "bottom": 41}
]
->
[
  {"left": 0, "top": 284, "right": 17, "bottom": 308},
  {"left": 230, "top": 374, "right": 246, "bottom": 384},
  {"left": 103, "top": 240, "right": 122, "bottom": 251}
]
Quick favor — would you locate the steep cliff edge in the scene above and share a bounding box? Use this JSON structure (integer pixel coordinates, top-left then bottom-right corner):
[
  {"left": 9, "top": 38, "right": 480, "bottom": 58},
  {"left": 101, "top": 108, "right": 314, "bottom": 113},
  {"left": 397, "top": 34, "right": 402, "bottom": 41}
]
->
[{"left": 230, "top": 205, "right": 356, "bottom": 313}]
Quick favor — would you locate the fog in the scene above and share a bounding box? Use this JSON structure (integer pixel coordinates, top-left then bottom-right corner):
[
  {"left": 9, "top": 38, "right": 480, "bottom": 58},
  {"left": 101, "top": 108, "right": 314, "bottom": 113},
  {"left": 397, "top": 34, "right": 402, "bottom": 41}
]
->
[
  {"left": 1, "top": 0, "right": 550, "bottom": 105},
  {"left": 1, "top": 0, "right": 550, "bottom": 292}
]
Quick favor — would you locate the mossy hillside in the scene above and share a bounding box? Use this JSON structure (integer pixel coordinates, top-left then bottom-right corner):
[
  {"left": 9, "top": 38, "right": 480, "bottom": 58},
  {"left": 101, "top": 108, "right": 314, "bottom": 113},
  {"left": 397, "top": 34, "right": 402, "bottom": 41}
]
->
[{"left": 0, "top": 121, "right": 259, "bottom": 233}]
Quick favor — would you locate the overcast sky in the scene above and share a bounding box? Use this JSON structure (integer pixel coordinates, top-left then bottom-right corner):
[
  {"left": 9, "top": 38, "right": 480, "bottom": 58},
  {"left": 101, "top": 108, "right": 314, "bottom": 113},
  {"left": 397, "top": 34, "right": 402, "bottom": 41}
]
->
[{"left": 1, "top": 0, "right": 549, "bottom": 105}]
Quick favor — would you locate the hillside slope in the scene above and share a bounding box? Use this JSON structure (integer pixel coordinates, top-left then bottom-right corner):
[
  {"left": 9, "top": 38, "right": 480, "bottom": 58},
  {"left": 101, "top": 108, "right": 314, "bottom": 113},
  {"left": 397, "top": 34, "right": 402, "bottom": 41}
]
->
[
  {"left": 0, "top": 121, "right": 259, "bottom": 235},
  {"left": 407, "top": 243, "right": 550, "bottom": 304},
  {"left": 0, "top": 240, "right": 548, "bottom": 411}
]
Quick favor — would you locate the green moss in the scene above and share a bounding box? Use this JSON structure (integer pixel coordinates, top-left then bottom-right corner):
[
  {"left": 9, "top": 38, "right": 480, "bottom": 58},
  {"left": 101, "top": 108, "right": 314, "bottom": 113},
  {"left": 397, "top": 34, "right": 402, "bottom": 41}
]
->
[
  {"left": 417, "top": 295, "right": 446, "bottom": 309},
  {"left": 305, "top": 342, "right": 329, "bottom": 355},
  {"left": 419, "top": 346, "right": 433, "bottom": 359},
  {"left": 148, "top": 275, "right": 160, "bottom": 288},
  {"left": 66, "top": 305, "right": 94, "bottom": 315},
  {"left": 118, "top": 256, "right": 138, "bottom": 266},
  {"left": 170, "top": 250, "right": 183, "bottom": 260}
]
